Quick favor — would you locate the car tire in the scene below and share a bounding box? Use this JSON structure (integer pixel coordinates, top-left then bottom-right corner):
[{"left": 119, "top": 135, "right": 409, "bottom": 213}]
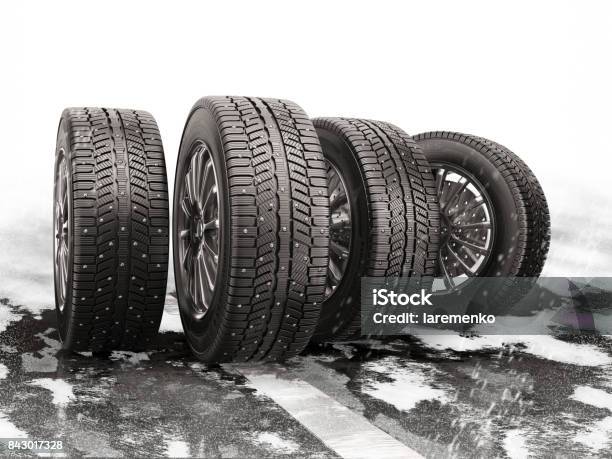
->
[
  {"left": 311, "top": 118, "right": 440, "bottom": 342},
  {"left": 413, "top": 131, "right": 551, "bottom": 308},
  {"left": 173, "top": 96, "right": 329, "bottom": 363},
  {"left": 54, "top": 108, "right": 169, "bottom": 352}
]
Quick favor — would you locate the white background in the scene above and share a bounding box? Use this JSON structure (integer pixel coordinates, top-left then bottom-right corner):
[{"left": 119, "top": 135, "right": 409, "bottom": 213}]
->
[{"left": 0, "top": 0, "right": 610, "bottom": 307}]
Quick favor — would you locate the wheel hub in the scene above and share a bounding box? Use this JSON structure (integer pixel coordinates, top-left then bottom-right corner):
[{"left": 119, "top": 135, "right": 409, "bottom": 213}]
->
[
  {"left": 433, "top": 164, "right": 495, "bottom": 290},
  {"left": 54, "top": 154, "right": 69, "bottom": 312},
  {"left": 325, "top": 161, "right": 352, "bottom": 298},
  {"left": 178, "top": 144, "right": 220, "bottom": 317}
]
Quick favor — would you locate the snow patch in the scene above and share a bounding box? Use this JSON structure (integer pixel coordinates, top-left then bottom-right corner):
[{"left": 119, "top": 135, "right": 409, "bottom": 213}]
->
[
  {"left": 21, "top": 329, "right": 60, "bottom": 373},
  {"left": 0, "top": 344, "right": 17, "bottom": 353},
  {"left": 503, "top": 429, "right": 530, "bottom": 459},
  {"left": 570, "top": 386, "right": 612, "bottom": 452},
  {"left": 0, "top": 363, "right": 8, "bottom": 379},
  {"left": 29, "top": 378, "right": 75, "bottom": 405},
  {"left": 165, "top": 439, "right": 190, "bottom": 458},
  {"left": 0, "top": 228, "right": 54, "bottom": 315},
  {"left": 0, "top": 305, "right": 21, "bottom": 334},
  {"left": 253, "top": 432, "right": 299, "bottom": 454},
  {"left": 361, "top": 357, "right": 451, "bottom": 411},
  {"left": 573, "top": 416, "right": 612, "bottom": 452},
  {"left": 571, "top": 386, "right": 612, "bottom": 411},
  {"left": 159, "top": 297, "right": 183, "bottom": 333},
  {"left": 0, "top": 411, "right": 27, "bottom": 438},
  {"left": 418, "top": 334, "right": 612, "bottom": 366},
  {"left": 110, "top": 351, "right": 150, "bottom": 364},
  {"left": 331, "top": 343, "right": 356, "bottom": 359}
]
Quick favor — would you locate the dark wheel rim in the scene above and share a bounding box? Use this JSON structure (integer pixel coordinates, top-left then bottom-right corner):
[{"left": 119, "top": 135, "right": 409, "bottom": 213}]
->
[
  {"left": 433, "top": 163, "right": 495, "bottom": 290},
  {"left": 178, "top": 143, "right": 220, "bottom": 318},
  {"left": 54, "top": 153, "right": 70, "bottom": 312},
  {"left": 325, "top": 161, "right": 352, "bottom": 297}
]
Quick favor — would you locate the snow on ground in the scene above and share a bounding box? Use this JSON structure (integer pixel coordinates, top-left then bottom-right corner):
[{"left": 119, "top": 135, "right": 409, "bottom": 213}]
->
[
  {"left": 571, "top": 386, "right": 612, "bottom": 412},
  {"left": 29, "top": 378, "right": 75, "bottom": 406},
  {"left": 21, "top": 329, "right": 60, "bottom": 373},
  {"left": 503, "top": 429, "right": 530, "bottom": 459},
  {"left": 0, "top": 305, "right": 21, "bottom": 334},
  {"left": 0, "top": 411, "right": 27, "bottom": 438},
  {"left": 570, "top": 385, "right": 612, "bottom": 452},
  {"left": 164, "top": 439, "right": 190, "bottom": 458},
  {"left": 110, "top": 351, "right": 150, "bottom": 365},
  {"left": 0, "top": 226, "right": 53, "bottom": 315},
  {"left": 252, "top": 432, "right": 300, "bottom": 454},
  {"left": 573, "top": 416, "right": 612, "bottom": 452},
  {"left": 362, "top": 357, "right": 451, "bottom": 411},
  {"left": 418, "top": 334, "right": 612, "bottom": 367},
  {"left": 159, "top": 295, "right": 184, "bottom": 333},
  {"left": 0, "top": 363, "right": 8, "bottom": 380}
]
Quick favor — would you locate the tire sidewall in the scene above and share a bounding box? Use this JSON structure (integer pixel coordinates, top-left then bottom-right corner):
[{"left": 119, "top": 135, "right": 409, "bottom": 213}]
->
[{"left": 313, "top": 127, "right": 369, "bottom": 339}]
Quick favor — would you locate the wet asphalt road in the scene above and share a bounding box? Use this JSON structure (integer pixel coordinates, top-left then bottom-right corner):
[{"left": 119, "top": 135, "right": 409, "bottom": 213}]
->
[{"left": 1, "top": 296, "right": 612, "bottom": 458}]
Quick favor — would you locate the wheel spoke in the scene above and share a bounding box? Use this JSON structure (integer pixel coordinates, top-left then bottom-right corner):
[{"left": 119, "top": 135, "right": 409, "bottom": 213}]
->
[
  {"left": 463, "top": 246, "right": 480, "bottom": 264},
  {"left": 182, "top": 240, "right": 194, "bottom": 271},
  {"left": 189, "top": 255, "right": 200, "bottom": 305},
  {"left": 330, "top": 192, "right": 348, "bottom": 210},
  {"left": 60, "top": 242, "right": 68, "bottom": 285},
  {"left": 329, "top": 239, "right": 348, "bottom": 258},
  {"left": 203, "top": 250, "right": 216, "bottom": 290},
  {"left": 62, "top": 185, "right": 69, "bottom": 219},
  {"left": 181, "top": 195, "right": 193, "bottom": 218},
  {"left": 462, "top": 199, "right": 485, "bottom": 215},
  {"left": 450, "top": 234, "right": 487, "bottom": 254},
  {"left": 203, "top": 218, "right": 219, "bottom": 231},
  {"left": 436, "top": 169, "right": 448, "bottom": 204},
  {"left": 330, "top": 219, "right": 349, "bottom": 231},
  {"left": 203, "top": 184, "right": 217, "bottom": 215},
  {"left": 455, "top": 221, "right": 491, "bottom": 230},
  {"left": 186, "top": 164, "right": 199, "bottom": 211},
  {"left": 196, "top": 254, "right": 208, "bottom": 305},
  {"left": 439, "top": 251, "right": 455, "bottom": 290},
  {"left": 203, "top": 238, "right": 218, "bottom": 258},
  {"left": 55, "top": 238, "right": 62, "bottom": 267},
  {"left": 446, "top": 179, "right": 469, "bottom": 214},
  {"left": 200, "top": 158, "right": 214, "bottom": 204},
  {"left": 446, "top": 243, "right": 472, "bottom": 275},
  {"left": 328, "top": 258, "right": 343, "bottom": 285}
]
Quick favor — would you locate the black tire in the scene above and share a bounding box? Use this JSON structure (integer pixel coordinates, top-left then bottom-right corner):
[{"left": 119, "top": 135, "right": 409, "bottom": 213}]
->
[
  {"left": 54, "top": 108, "right": 169, "bottom": 352},
  {"left": 173, "top": 96, "right": 329, "bottom": 363},
  {"left": 413, "top": 131, "right": 551, "bottom": 307},
  {"left": 311, "top": 118, "right": 440, "bottom": 342}
]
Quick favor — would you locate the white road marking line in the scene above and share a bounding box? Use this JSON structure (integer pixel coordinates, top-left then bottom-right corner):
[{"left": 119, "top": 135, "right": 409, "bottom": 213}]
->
[{"left": 237, "top": 365, "right": 423, "bottom": 459}]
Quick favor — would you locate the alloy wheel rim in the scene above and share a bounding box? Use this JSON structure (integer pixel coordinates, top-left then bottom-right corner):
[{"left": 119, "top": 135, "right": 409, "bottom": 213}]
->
[
  {"left": 433, "top": 163, "right": 495, "bottom": 290},
  {"left": 325, "top": 161, "right": 352, "bottom": 298},
  {"left": 178, "top": 143, "right": 220, "bottom": 318},
  {"left": 54, "top": 154, "right": 69, "bottom": 312}
]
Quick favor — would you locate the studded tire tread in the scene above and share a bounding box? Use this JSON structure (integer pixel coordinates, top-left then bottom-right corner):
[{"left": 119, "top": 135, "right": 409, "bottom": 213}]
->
[
  {"left": 312, "top": 118, "right": 439, "bottom": 341},
  {"left": 174, "top": 96, "right": 329, "bottom": 363},
  {"left": 54, "top": 107, "right": 169, "bottom": 352}
]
